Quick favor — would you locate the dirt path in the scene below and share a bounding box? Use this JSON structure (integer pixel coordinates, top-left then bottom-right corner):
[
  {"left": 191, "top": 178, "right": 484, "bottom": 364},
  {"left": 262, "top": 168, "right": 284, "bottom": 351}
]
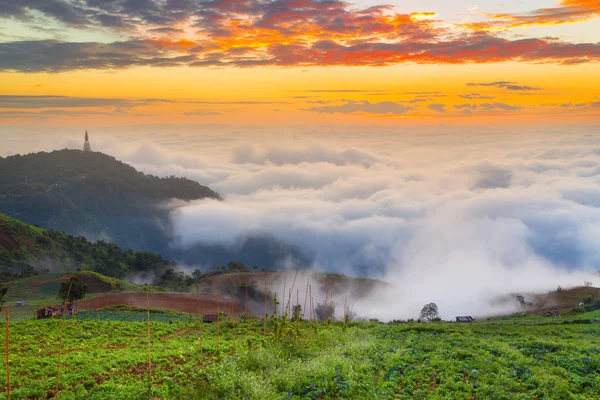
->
[{"left": 78, "top": 292, "right": 241, "bottom": 315}]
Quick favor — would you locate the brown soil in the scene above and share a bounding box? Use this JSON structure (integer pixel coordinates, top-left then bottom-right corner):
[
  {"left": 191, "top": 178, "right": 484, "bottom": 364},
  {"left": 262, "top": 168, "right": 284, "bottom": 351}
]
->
[
  {"left": 77, "top": 292, "right": 241, "bottom": 315},
  {"left": 0, "top": 222, "right": 19, "bottom": 251}
]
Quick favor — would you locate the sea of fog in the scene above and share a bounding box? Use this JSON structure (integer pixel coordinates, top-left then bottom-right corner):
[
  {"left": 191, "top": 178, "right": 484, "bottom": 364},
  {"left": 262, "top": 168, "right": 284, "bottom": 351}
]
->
[{"left": 2, "top": 125, "right": 600, "bottom": 319}]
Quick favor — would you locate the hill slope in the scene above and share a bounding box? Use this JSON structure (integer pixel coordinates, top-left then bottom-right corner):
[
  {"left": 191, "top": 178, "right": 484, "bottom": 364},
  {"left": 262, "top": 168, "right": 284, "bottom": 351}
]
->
[
  {"left": 4, "top": 270, "right": 150, "bottom": 303},
  {"left": 0, "top": 212, "right": 172, "bottom": 280},
  {"left": 0, "top": 149, "right": 220, "bottom": 254}
]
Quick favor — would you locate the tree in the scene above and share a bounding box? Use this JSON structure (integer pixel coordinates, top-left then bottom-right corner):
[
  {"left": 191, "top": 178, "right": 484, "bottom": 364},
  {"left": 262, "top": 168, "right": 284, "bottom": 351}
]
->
[
  {"left": 0, "top": 284, "right": 7, "bottom": 311},
  {"left": 227, "top": 261, "right": 247, "bottom": 273},
  {"left": 58, "top": 277, "right": 88, "bottom": 305},
  {"left": 192, "top": 269, "right": 204, "bottom": 283},
  {"left": 292, "top": 304, "right": 302, "bottom": 321},
  {"left": 314, "top": 301, "right": 335, "bottom": 321},
  {"left": 419, "top": 303, "right": 440, "bottom": 322},
  {"left": 516, "top": 295, "right": 525, "bottom": 304}
]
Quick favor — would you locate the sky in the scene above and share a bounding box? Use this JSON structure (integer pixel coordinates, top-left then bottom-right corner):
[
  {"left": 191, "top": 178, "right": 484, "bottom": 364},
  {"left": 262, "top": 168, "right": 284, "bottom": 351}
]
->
[{"left": 0, "top": 0, "right": 599, "bottom": 127}]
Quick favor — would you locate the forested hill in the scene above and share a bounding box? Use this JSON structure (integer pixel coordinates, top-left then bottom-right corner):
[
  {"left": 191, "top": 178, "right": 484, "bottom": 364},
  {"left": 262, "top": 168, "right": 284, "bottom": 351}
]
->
[
  {"left": 0, "top": 149, "right": 307, "bottom": 269},
  {"left": 0, "top": 149, "right": 220, "bottom": 254},
  {"left": 0, "top": 212, "right": 171, "bottom": 281}
]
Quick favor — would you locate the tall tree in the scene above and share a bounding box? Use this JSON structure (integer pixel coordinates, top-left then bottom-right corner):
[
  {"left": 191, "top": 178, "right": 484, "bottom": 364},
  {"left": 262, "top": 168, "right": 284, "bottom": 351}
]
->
[
  {"left": 58, "top": 277, "right": 88, "bottom": 305},
  {"left": 419, "top": 303, "right": 440, "bottom": 322},
  {"left": 0, "top": 284, "right": 7, "bottom": 311}
]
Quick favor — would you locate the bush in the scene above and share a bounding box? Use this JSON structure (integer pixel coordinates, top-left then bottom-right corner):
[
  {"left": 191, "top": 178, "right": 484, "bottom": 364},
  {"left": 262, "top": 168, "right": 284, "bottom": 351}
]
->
[
  {"left": 315, "top": 302, "right": 336, "bottom": 322},
  {"left": 584, "top": 298, "right": 600, "bottom": 312},
  {"left": 568, "top": 306, "right": 586, "bottom": 315},
  {"left": 583, "top": 295, "right": 594, "bottom": 305}
]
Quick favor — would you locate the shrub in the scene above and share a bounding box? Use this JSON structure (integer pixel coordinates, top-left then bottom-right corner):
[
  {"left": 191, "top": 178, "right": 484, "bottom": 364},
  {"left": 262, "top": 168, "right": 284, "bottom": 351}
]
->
[
  {"left": 584, "top": 298, "right": 600, "bottom": 312},
  {"left": 315, "top": 302, "right": 336, "bottom": 322},
  {"left": 568, "top": 306, "right": 586, "bottom": 315},
  {"left": 419, "top": 302, "right": 440, "bottom": 322}
]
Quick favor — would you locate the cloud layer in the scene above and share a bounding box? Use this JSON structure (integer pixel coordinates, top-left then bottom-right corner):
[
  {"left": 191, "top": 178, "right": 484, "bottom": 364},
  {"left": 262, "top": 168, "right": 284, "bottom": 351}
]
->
[
  {"left": 152, "top": 130, "right": 600, "bottom": 319},
  {"left": 4, "top": 127, "right": 600, "bottom": 319}
]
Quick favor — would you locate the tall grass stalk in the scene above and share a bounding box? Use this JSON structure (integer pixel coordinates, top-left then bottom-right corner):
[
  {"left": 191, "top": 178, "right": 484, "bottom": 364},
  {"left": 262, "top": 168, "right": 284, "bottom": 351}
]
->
[
  {"left": 5, "top": 309, "right": 10, "bottom": 400},
  {"left": 231, "top": 293, "right": 236, "bottom": 354},
  {"left": 145, "top": 289, "right": 152, "bottom": 395},
  {"left": 281, "top": 276, "right": 286, "bottom": 316},
  {"left": 286, "top": 270, "right": 298, "bottom": 318},
  {"left": 217, "top": 285, "right": 221, "bottom": 352},
  {"left": 246, "top": 285, "right": 250, "bottom": 345},
  {"left": 263, "top": 272, "right": 267, "bottom": 337},
  {"left": 303, "top": 277, "right": 309, "bottom": 319},
  {"left": 56, "top": 279, "right": 73, "bottom": 395}
]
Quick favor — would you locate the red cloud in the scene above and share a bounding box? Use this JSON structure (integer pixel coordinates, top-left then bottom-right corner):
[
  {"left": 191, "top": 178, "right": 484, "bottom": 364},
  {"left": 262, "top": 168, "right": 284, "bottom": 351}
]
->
[
  {"left": 463, "top": 0, "right": 600, "bottom": 30},
  {"left": 1, "top": 0, "right": 599, "bottom": 71}
]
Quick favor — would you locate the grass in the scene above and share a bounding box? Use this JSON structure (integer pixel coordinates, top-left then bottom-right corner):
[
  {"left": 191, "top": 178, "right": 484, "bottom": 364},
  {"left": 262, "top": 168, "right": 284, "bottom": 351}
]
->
[
  {"left": 485, "top": 310, "right": 600, "bottom": 325},
  {"left": 0, "top": 310, "right": 598, "bottom": 399},
  {"left": 0, "top": 213, "right": 45, "bottom": 236}
]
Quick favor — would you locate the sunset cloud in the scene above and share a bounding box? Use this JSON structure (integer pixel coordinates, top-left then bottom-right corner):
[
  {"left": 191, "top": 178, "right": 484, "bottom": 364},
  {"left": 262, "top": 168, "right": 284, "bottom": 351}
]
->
[
  {"left": 466, "top": 82, "right": 541, "bottom": 91},
  {"left": 463, "top": 0, "right": 600, "bottom": 31},
  {"left": 480, "top": 102, "right": 522, "bottom": 111},
  {"left": 458, "top": 93, "right": 494, "bottom": 100},
  {"left": 0, "top": 1, "right": 599, "bottom": 72},
  {"left": 427, "top": 104, "right": 447, "bottom": 113},
  {"left": 304, "top": 100, "right": 412, "bottom": 115}
]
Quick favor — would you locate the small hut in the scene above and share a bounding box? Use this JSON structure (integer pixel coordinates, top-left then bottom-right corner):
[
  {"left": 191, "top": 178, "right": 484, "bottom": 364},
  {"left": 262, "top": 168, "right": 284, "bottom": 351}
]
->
[
  {"left": 36, "top": 306, "right": 59, "bottom": 319},
  {"left": 202, "top": 314, "right": 218, "bottom": 323},
  {"left": 455, "top": 316, "right": 474, "bottom": 323}
]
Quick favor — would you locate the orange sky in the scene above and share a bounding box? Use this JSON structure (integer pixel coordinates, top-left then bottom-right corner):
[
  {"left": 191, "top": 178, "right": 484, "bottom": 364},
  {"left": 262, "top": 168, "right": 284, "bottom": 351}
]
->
[{"left": 0, "top": 0, "right": 599, "bottom": 127}]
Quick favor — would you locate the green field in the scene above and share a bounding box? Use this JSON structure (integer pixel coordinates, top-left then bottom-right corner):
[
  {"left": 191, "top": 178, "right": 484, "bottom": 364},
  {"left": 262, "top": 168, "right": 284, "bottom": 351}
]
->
[{"left": 0, "top": 310, "right": 598, "bottom": 400}]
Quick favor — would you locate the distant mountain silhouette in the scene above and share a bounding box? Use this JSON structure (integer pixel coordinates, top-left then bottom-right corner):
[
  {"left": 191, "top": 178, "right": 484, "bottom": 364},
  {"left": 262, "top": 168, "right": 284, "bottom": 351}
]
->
[{"left": 0, "top": 149, "right": 306, "bottom": 269}]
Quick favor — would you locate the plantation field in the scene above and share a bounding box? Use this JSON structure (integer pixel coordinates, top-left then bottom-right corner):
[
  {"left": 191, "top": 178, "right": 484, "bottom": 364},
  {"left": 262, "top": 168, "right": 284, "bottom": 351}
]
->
[{"left": 0, "top": 310, "right": 599, "bottom": 399}]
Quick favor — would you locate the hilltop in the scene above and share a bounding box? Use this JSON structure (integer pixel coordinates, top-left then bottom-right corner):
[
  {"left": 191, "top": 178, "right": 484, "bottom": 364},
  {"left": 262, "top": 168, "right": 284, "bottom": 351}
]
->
[{"left": 0, "top": 149, "right": 220, "bottom": 254}]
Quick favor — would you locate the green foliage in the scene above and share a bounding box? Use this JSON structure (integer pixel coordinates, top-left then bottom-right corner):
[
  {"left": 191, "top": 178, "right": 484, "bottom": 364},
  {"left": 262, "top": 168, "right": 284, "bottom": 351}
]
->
[
  {"left": 2, "top": 311, "right": 600, "bottom": 399},
  {"left": 314, "top": 301, "right": 335, "bottom": 322},
  {"left": 292, "top": 304, "right": 302, "bottom": 321},
  {"left": 0, "top": 149, "right": 219, "bottom": 262},
  {"left": 580, "top": 294, "right": 600, "bottom": 312},
  {"left": 0, "top": 212, "right": 174, "bottom": 281},
  {"left": 58, "top": 277, "right": 88, "bottom": 304},
  {"left": 155, "top": 268, "right": 194, "bottom": 292},
  {"left": 0, "top": 284, "right": 7, "bottom": 310}
]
